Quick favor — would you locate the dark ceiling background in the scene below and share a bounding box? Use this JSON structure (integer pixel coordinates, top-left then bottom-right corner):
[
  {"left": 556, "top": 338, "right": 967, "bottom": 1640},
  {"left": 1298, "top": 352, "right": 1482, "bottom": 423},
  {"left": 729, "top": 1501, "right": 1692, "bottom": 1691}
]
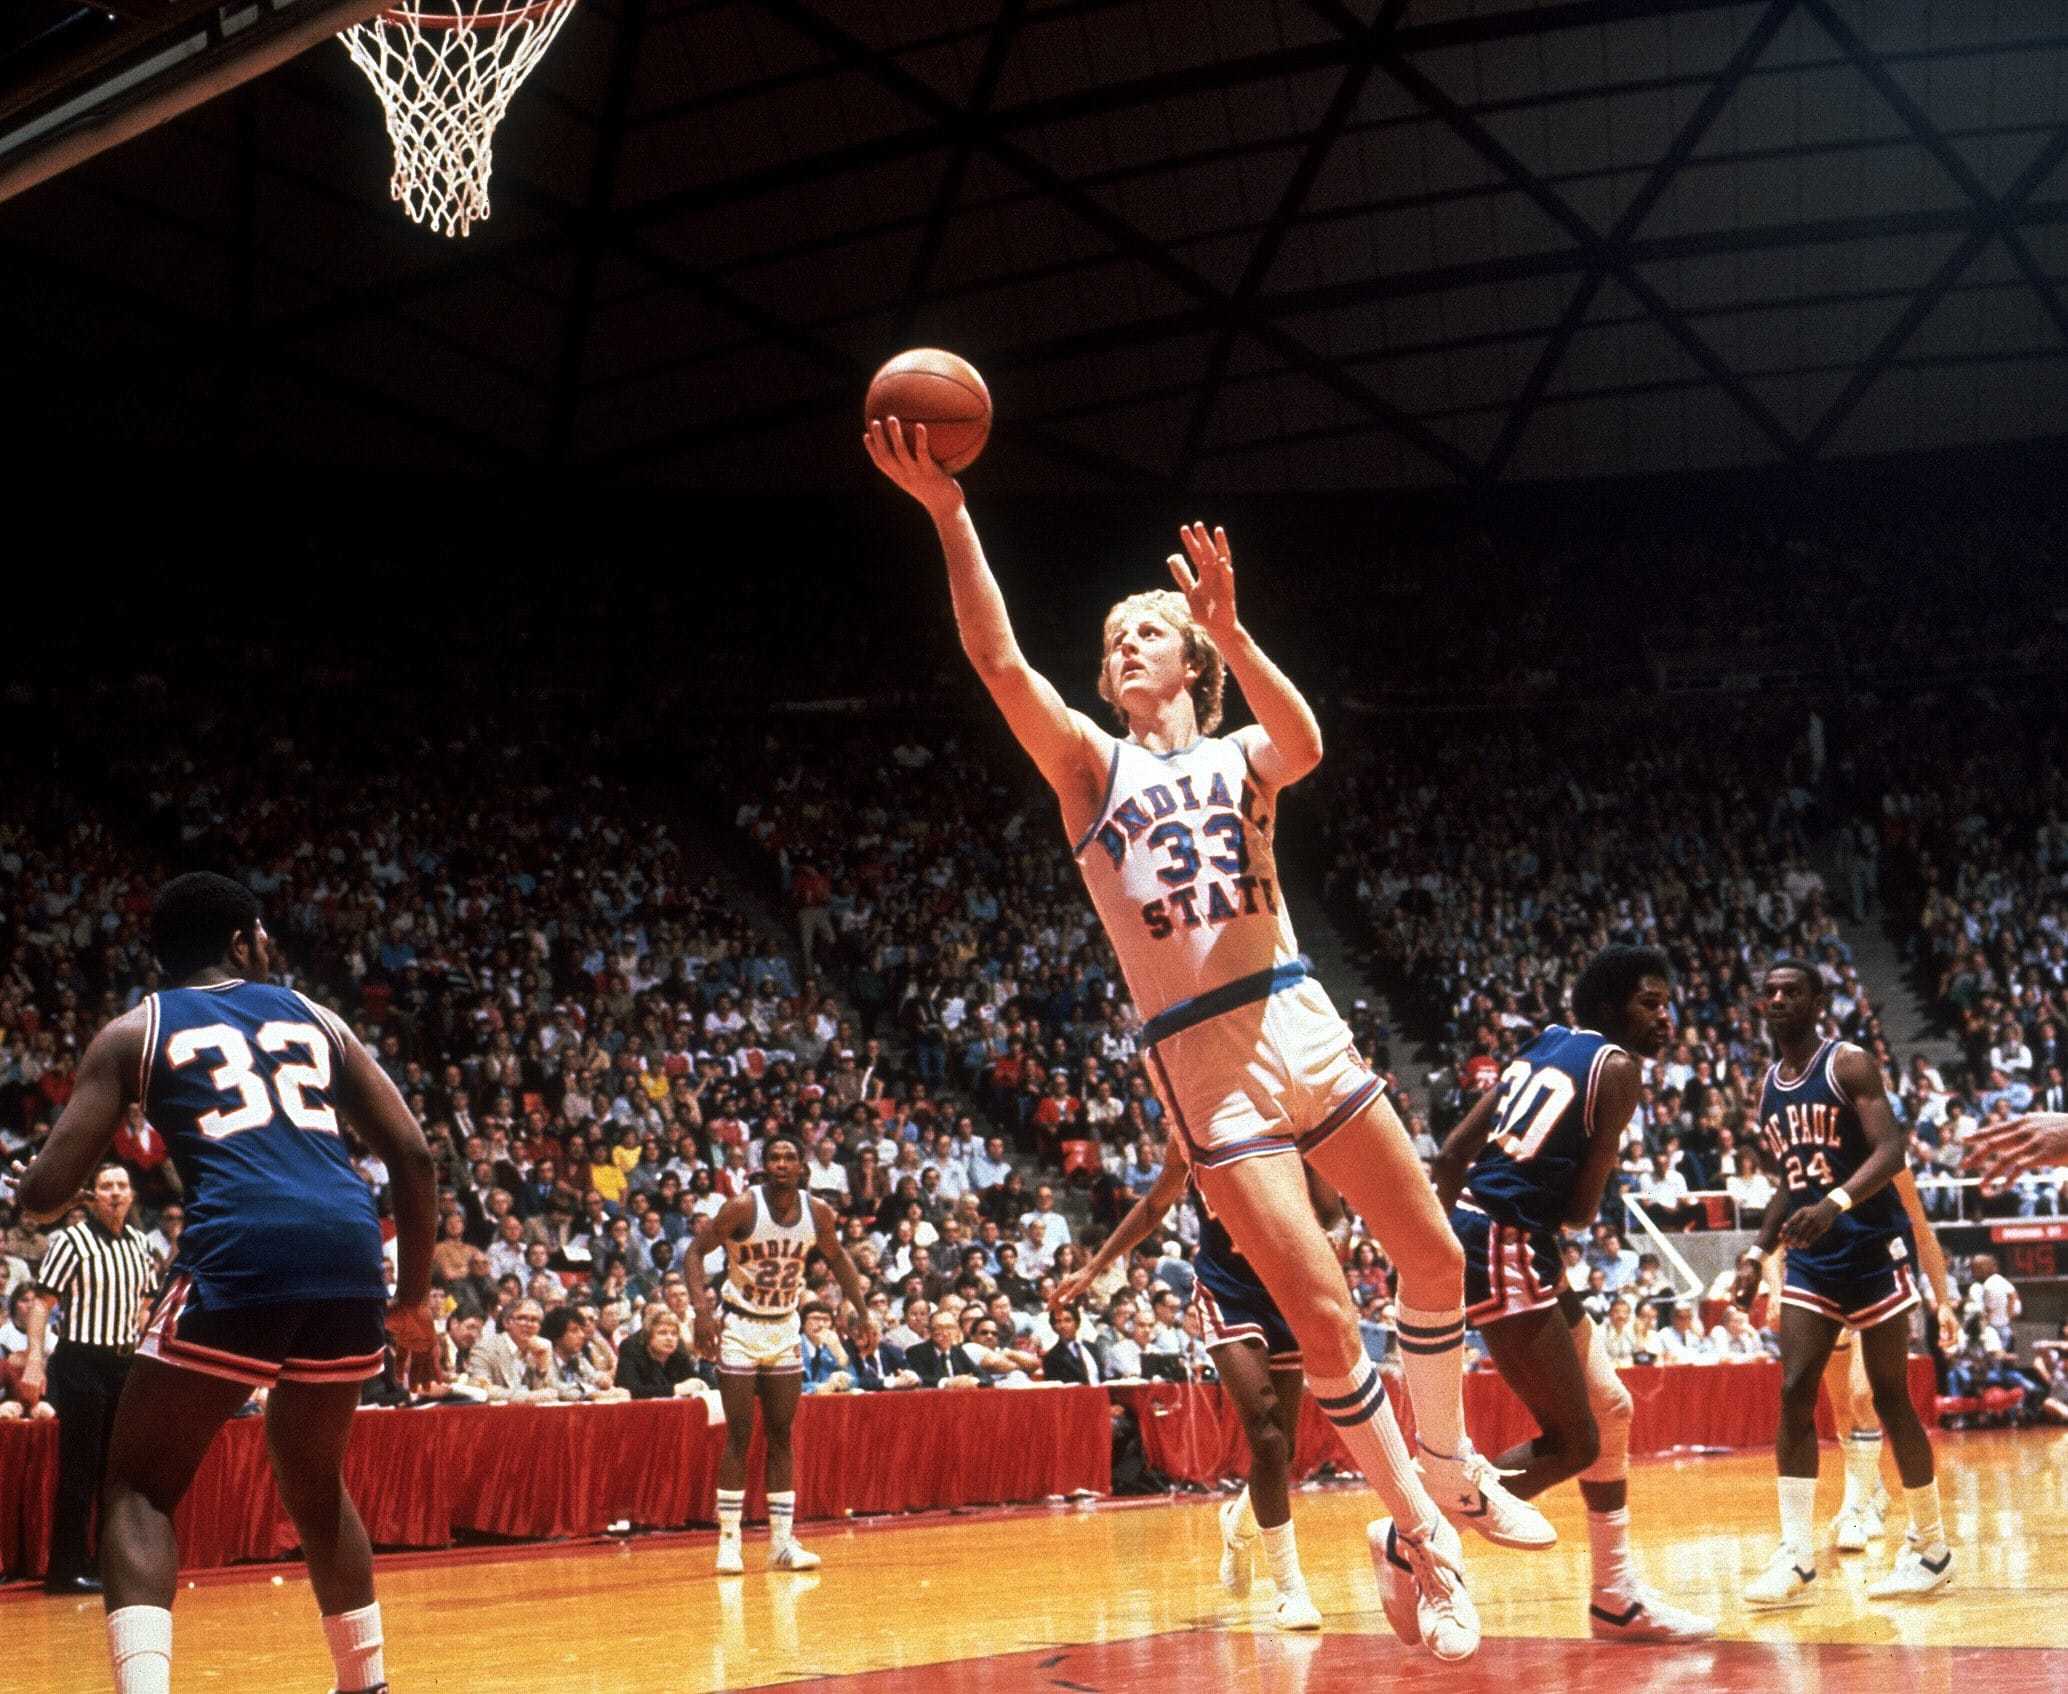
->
[{"left": 5, "top": 0, "right": 2067, "bottom": 491}]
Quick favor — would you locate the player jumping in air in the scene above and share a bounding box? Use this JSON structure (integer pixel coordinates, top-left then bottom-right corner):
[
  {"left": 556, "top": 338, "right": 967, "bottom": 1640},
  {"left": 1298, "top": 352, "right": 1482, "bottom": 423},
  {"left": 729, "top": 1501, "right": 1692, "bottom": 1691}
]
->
[
  {"left": 14, "top": 872, "right": 437, "bottom": 1694},
  {"left": 1430, "top": 945, "right": 1715, "bottom": 1644},
  {"left": 1058, "top": 1127, "right": 1341, "bottom": 1631},
  {"left": 684, "top": 1132, "right": 870, "bottom": 1575},
  {"left": 1731, "top": 958, "right": 1952, "bottom": 1607},
  {"left": 867, "top": 415, "right": 1553, "bottom": 1664}
]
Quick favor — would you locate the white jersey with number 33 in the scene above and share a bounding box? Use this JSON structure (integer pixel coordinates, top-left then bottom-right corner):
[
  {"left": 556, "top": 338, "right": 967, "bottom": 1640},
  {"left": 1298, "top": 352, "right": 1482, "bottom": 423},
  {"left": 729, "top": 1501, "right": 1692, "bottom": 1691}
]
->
[{"left": 1071, "top": 735, "right": 1298, "bottom": 1022}]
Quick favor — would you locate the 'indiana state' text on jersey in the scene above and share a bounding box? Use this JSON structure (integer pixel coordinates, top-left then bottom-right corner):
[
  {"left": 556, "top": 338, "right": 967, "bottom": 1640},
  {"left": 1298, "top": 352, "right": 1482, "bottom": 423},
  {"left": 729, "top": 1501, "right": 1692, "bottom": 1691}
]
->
[
  {"left": 1072, "top": 734, "right": 1297, "bottom": 1021},
  {"left": 1756, "top": 1038, "right": 1906, "bottom": 1274},
  {"left": 141, "top": 980, "right": 384, "bottom": 1309},
  {"left": 1464, "top": 1026, "right": 1622, "bottom": 1238},
  {"left": 725, "top": 1187, "right": 816, "bottom": 1317}
]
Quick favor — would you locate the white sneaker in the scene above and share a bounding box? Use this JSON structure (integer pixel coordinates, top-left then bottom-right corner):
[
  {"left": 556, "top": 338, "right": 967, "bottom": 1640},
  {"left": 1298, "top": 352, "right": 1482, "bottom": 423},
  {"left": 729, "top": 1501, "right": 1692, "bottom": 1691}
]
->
[
  {"left": 1867, "top": 1541, "right": 1952, "bottom": 1600},
  {"left": 1588, "top": 1586, "right": 1718, "bottom": 1643},
  {"left": 1218, "top": 1496, "right": 1256, "bottom": 1598},
  {"left": 714, "top": 1534, "right": 744, "bottom": 1576},
  {"left": 1371, "top": 1516, "right": 1480, "bottom": 1662},
  {"left": 1421, "top": 1444, "right": 1557, "bottom": 1549},
  {"left": 1272, "top": 1586, "right": 1322, "bottom": 1631},
  {"left": 1741, "top": 1544, "right": 1817, "bottom": 1609},
  {"left": 1832, "top": 1502, "right": 1883, "bottom": 1552},
  {"left": 770, "top": 1539, "right": 822, "bottom": 1571}
]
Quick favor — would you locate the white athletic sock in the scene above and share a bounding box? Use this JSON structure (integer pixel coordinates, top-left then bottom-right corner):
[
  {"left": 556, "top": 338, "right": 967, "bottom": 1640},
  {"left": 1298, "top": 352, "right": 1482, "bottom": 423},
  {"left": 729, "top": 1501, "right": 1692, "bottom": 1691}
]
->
[
  {"left": 1587, "top": 1507, "right": 1634, "bottom": 1602},
  {"left": 1904, "top": 1479, "right": 1945, "bottom": 1550},
  {"left": 1307, "top": 1359, "right": 1440, "bottom": 1533},
  {"left": 320, "top": 1602, "right": 384, "bottom": 1694},
  {"left": 1778, "top": 1474, "right": 1819, "bottom": 1560},
  {"left": 107, "top": 1605, "right": 172, "bottom": 1694},
  {"left": 717, "top": 1488, "right": 745, "bottom": 1540},
  {"left": 1259, "top": 1520, "right": 1305, "bottom": 1593},
  {"left": 768, "top": 1489, "right": 797, "bottom": 1548},
  {"left": 1232, "top": 1485, "right": 1259, "bottom": 1539},
  {"left": 1394, "top": 1301, "right": 1467, "bottom": 1457},
  {"left": 1842, "top": 1431, "right": 1883, "bottom": 1512}
]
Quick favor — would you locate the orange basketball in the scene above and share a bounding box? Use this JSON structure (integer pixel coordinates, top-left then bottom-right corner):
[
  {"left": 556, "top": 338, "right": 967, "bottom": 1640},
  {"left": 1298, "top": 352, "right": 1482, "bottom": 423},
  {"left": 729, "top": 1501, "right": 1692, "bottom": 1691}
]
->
[{"left": 865, "top": 349, "right": 991, "bottom": 474}]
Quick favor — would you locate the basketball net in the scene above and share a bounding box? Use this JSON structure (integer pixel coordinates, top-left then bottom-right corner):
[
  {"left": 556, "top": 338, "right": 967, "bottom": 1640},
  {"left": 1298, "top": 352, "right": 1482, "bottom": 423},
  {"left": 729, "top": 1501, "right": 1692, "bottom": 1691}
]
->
[{"left": 342, "top": 0, "right": 576, "bottom": 238}]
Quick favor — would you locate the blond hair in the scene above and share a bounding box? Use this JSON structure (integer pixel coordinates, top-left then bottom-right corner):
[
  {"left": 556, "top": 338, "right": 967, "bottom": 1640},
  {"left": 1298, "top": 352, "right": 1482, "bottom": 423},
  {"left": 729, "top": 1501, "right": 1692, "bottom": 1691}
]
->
[{"left": 1097, "top": 590, "right": 1225, "bottom": 735}]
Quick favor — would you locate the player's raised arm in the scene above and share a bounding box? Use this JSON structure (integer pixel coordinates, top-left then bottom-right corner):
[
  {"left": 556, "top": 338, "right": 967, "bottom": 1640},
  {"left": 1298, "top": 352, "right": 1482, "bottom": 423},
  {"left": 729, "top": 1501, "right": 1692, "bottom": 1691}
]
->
[
  {"left": 865, "top": 418, "right": 1110, "bottom": 819},
  {"left": 15, "top": 1007, "right": 144, "bottom": 1223},
  {"left": 1171, "top": 523, "right": 1323, "bottom": 790}
]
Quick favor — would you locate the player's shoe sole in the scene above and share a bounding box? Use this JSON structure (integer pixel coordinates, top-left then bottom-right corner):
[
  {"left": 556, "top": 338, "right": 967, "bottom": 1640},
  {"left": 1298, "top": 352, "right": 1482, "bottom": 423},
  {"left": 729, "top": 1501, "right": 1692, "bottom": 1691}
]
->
[
  {"left": 1588, "top": 1589, "right": 1718, "bottom": 1643},
  {"left": 770, "top": 1541, "right": 822, "bottom": 1571},
  {"left": 714, "top": 1538, "right": 744, "bottom": 1576},
  {"left": 1867, "top": 1545, "right": 1952, "bottom": 1600}
]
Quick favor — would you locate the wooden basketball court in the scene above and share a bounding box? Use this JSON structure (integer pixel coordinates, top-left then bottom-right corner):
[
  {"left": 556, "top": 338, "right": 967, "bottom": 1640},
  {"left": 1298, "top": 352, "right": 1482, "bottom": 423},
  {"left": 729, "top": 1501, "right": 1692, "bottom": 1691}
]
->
[{"left": 9, "top": 1430, "right": 2065, "bottom": 1692}]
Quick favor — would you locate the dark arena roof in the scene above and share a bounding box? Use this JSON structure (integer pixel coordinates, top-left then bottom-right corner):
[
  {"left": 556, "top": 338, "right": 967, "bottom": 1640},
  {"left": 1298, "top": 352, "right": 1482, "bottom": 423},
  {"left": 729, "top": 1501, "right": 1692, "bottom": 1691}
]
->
[{"left": 5, "top": 0, "right": 2067, "bottom": 491}]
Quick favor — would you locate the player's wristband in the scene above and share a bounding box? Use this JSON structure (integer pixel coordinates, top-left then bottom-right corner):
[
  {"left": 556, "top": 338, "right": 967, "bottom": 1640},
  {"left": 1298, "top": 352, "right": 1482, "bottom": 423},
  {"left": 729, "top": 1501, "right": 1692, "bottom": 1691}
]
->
[{"left": 1828, "top": 1187, "right": 1853, "bottom": 1213}]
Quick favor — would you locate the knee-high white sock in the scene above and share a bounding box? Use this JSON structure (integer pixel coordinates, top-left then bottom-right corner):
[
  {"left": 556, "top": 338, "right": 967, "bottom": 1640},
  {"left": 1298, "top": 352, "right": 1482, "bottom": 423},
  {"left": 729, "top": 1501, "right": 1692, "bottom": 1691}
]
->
[
  {"left": 1259, "top": 1520, "right": 1305, "bottom": 1594},
  {"left": 717, "top": 1487, "right": 745, "bottom": 1540},
  {"left": 107, "top": 1606, "right": 172, "bottom": 1694},
  {"left": 321, "top": 1602, "right": 384, "bottom": 1694},
  {"left": 1308, "top": 1359, "right": 1440, "bottom": 1533},
  {"left": 1778, "top": 1474, "right": 1818, "bottom": 1560},
  {"left": 1905, "top": 1479, "right": 1945, "bottom": 1550},
  {"left": 1587, "top": 1507, "right": 1634, "bottom": 1603},
  {"left": 1842, "top": 1430, "right": 1883, "bottom": 1512},
  {"left": 768, "top": 1489, "right": 797, "bottom": 1548},
  {"left": 1395, "top": 1301, "right": 1467, "bottom": 1457}
]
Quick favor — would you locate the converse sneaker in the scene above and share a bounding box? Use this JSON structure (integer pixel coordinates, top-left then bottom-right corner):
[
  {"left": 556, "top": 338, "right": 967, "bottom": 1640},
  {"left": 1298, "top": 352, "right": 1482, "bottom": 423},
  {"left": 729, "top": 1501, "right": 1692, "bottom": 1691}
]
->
[
  {"left": 1370, "top": 1516, "right": 1480, "bottom": 1662},
  {"left": 1421, "top": 1443, "right": 1557, "bottom": 1550},
  {"left": 1741, "top": 1544, "right": 1817, "bottom": 1609},
  {"left": 1218, "top": 1495, "right": 1255, "bottom": 1598},
  {"left": 1587, "top": 1586, "right": 1718, "bottom": 1643}
]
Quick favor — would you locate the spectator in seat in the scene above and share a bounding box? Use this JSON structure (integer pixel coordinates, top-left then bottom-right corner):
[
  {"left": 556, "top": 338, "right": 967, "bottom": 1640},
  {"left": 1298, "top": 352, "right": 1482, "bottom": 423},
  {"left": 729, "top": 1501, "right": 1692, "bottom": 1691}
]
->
[
  {"left": 965, "top": 1316, "right": 1039, "bottom": 1383},
  {"left": 1599, "top": 1296, "right": 1640, "bottom": 1369},
  {"left": 1019, "top": 1184, "right": 1070, "bottom": 1273},
  {"left": 848, "top": 1319, "right": 919, "bottom": 1391},
  {"left": 465, "top": 1300, "right": 555, "bottom": 1402},
  {"left": 1097, "top": 1301, "right": 1145, "bottom": 1381},
  {"left": 1708, "top": 1304, "right": 1771, "bottom": 1361},
  {"left": 1043, "top": 1305, "right": 1104, "bottom": 1384},
  {"left": 908, "top": 1309, "right": 990, "bottom": 1389},
  {"left": 1965, "top": 1253, "right": 2022, "bottom": 1349},
  {"left": 799, "top": 1303, "right": 854, "bottom": 1394},
  {"left": 540, "top": 1306, "right": 626, "bottom": 1402}
]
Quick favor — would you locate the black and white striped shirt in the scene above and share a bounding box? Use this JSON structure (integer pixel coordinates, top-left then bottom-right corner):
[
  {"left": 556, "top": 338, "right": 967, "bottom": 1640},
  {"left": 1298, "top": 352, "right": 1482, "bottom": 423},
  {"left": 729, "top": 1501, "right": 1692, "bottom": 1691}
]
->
[{"left": 35, "top": 1219, "right": 154, "bottom": 1350}]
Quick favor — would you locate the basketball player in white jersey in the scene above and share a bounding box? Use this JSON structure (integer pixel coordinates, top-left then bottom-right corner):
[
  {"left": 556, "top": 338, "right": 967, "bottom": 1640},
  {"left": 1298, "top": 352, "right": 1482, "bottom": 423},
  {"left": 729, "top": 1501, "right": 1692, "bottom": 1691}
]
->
[
  {"left": 686, "top": 1133, "right": 869, "bottom": 1574},
  {"left": 868, "top": 418, "right": 1553, "bottom": 1662}
]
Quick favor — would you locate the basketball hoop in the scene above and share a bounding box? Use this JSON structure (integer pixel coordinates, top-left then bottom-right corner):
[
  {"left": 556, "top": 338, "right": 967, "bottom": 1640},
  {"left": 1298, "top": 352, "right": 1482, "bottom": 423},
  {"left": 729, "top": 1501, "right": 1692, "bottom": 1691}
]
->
[{"left": 342, "top": 0, "right": 577, "bottom": 238}]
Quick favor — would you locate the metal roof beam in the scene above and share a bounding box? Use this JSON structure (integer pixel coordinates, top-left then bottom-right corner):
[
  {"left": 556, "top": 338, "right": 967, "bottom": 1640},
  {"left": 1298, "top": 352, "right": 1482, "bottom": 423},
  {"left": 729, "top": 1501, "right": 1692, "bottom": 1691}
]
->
[
  {"left": 1485, "top": 0, "right": 1797, "bottom": 478},
  {"left": 1804, "top": 122, "right": 2068, "bottom": 458},
  {"left": 751, "top": 0, "right": 1480, "bottom": 482}
]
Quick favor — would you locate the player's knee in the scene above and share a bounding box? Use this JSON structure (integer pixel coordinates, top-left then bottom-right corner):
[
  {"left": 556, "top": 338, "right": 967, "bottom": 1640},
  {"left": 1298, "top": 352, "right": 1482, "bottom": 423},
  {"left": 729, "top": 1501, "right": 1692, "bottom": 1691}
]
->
[
  {"left": 1242, "top": 1396, "right": 1287, "bottom": 1460},
  {"left": 1869, "top": 1378, "right": 1917, "bottom": 1432}
]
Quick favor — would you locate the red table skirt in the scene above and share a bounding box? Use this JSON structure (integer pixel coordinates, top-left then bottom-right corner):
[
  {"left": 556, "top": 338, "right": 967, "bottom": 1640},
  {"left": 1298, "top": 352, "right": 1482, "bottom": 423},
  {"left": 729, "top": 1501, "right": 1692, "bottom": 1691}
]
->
[
  {"left": 0, "top": 1386, "right": 1111, "bottom": 1578},
  {"left": 1114, "top": 1356, "right": 1938, "bottom": 1488}
]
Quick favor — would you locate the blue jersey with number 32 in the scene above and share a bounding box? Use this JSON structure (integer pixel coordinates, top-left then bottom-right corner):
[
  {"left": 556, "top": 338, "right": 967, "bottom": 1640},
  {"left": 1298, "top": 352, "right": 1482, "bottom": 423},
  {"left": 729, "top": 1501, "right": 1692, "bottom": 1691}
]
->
[
  {"left": 141, "top": 980, "right": 385, "bottom": 1309},
  {"left": 1462, "top": 1026, "right": 1621, "bottom": 1238}
]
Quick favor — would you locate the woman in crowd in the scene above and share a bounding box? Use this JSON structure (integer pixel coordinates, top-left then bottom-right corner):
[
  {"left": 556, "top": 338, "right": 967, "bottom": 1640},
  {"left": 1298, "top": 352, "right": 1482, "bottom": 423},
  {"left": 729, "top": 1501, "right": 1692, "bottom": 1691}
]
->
[{"left": 615, "top": 1308, "right": 703, "bottom": 1398}]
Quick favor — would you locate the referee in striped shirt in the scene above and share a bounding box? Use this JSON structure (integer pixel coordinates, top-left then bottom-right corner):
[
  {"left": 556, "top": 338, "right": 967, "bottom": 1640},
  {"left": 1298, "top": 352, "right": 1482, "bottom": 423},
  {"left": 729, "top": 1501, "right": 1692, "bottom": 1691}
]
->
[{"left": 22, "top": 1161, "right": 154, "bottom": 1593}]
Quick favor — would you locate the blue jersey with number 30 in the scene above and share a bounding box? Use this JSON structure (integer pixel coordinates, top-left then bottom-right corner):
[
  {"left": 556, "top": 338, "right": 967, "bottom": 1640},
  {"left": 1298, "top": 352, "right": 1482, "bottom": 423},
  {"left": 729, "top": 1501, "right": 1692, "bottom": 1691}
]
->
[
  {"left": 1462, "top": 1026, "right": 1621, "bottom": 1238},
  {"left": 141, "top": 980, "right": 385, "bottom": 1309}
]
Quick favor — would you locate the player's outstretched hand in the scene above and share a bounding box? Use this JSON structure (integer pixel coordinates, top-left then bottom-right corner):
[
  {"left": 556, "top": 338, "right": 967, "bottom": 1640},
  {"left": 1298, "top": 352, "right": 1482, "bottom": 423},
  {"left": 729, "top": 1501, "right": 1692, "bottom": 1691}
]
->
[
  {"left": 385, "top": 1301, "right": 437, "bottom": 1358},
  {"left": 1168, "top": 522, "right": 1240, "bottom": 642},
  {"left": 1968, "top": 1112, "right": 2068, "bottom": 1192},
  {"left": 864, "top": 417, "right": 964, "bottom": 520},
  {"left": 1052, "top": 1267, "right": 1095, "bottom": 1311}
]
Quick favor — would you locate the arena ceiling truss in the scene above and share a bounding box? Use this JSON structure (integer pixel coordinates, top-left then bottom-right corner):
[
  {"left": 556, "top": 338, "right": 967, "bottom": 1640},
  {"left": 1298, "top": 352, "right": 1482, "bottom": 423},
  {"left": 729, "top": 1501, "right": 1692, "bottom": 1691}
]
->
[{"left": 4, "top": 0, "right": 2066, "bottom": 489}]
